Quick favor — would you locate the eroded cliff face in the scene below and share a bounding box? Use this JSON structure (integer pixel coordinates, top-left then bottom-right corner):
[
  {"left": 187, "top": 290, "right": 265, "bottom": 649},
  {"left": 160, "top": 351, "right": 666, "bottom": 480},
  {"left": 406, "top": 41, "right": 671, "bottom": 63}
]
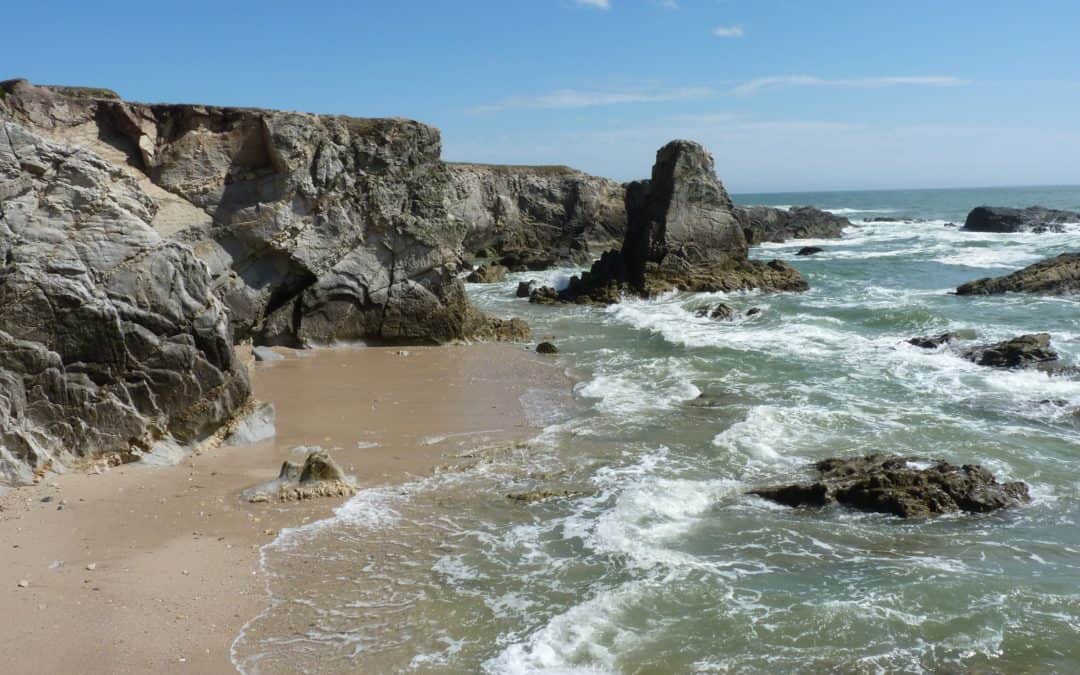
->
[
  {"left": 0, "top": 119, "right": 250, "bottom": 483},
  {"left": 446, "top": 163, "right": 625, "bottom": 263},
  {"left": 0, "top": 79, "right": 524, "bottom": 347},
  {"left": 0, "top": 79, "right": 532, "bottom": 483}
]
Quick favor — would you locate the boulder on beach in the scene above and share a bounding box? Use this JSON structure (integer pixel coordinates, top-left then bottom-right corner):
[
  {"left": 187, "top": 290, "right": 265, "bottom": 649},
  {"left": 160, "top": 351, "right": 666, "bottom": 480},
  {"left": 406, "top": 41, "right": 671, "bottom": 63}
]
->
[
  {"left": 243, "top": 448, "right": 355, "bottom": 503},
  {"left": 961, "top": 333, "right": 1058, "bottom": 369},
  {"left": 962, "top": 206, "right": 1080, "bottom": 234},
  {"left": 536, "top": 341, "right": 559, "bottom": 354},
  {"left": 956, "top": 253, "right": 1080, "bottom": 296},
  {"left": 751, "top": 454, "right": 1031, "bottom": 518}
]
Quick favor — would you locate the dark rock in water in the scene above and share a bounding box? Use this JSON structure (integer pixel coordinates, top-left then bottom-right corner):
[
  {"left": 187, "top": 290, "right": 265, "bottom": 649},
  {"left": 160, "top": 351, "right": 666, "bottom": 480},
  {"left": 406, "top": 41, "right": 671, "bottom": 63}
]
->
[
  {"left": 752, "top": 454, "right": 1030, "bottom": 518},
  {"left": 528, "top": 286, "right": 560, "bottom": 305},
  {"left": 551, "top": 141, "right": 808, "bottom": 305},
  {"left": 244, "top": 448, "right": 355, "bottom": 503},
  {"left": 536, "top": 341, "right": 559, "bottom": 354},
  {"left": 907, "top": 330, "right": 975, "bottom": 349},
  {"left": 466, "top": 264, "right": 509, "bottom": 284},
  {"left": 695, "top": 303, "right": 737, "bottom": 321},
  {"left": 735, "top": 206, "right": 850, "bottom": 245},
  {"left": 516, "top": 280, "right": 537, "bottom": 298},
  {"left": 746, "top": 307, "right": 762, "bottom": 317},
  {"left": 962, "top": 206, "right": 1080, "bottom": 233},
  {"left": 956, "top": 253, "right": 1080, "bottom": 296},
  {"left": 961, "top": 333, "right": 1058, "bottom": 369},
  {"left": 796, "top": 246, "right": 824, "bottom": 256},
  {"left": 944, "top": 222, "right": 957, "bottom": 228}
]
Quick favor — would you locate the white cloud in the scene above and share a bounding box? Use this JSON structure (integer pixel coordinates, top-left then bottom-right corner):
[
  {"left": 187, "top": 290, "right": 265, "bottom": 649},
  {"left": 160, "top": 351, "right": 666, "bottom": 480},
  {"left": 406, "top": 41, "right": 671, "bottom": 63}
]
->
[
  {"left": 470, "top": 87, "right": 712, "bottom": 113},
  {"left": 572, "top": 0, "right": 610, "bottom": 8},
  {"left": 713, "top": 25, "right": 744, "bottom": 38},
  {"left": 732, "top": 75, "right": 969, "bottom": 96}
]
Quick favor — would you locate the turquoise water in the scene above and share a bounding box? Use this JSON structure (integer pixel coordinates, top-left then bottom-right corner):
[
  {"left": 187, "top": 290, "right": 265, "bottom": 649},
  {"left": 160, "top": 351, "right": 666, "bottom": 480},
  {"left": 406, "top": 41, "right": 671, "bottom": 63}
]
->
[{"left": 234, "top": 185, "right": 1080, "bottom": 674}]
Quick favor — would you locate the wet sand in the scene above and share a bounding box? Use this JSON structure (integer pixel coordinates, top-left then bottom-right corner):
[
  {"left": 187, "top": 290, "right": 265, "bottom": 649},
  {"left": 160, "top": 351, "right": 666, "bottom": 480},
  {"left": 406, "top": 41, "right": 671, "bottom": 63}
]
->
[{"left": 0, "top": 343, "right": 567, "bottom": 674}]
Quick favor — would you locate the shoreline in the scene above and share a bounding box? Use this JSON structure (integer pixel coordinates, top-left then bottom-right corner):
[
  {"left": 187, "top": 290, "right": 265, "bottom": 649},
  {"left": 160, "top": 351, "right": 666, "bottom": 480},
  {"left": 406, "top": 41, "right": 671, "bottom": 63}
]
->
[{"left": 0, "top": 342, "right": 569, "bottom": 674}]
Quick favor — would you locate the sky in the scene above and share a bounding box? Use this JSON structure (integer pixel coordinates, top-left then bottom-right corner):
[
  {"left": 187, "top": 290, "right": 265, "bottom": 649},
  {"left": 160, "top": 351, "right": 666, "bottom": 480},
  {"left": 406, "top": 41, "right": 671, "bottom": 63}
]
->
[{"left": 4, "top": 0, "right": 1080, "bottom": 192}]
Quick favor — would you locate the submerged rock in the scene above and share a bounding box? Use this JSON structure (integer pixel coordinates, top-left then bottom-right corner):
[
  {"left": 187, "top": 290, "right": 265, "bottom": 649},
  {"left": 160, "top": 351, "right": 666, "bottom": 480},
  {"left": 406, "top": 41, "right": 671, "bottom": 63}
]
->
[
  {"left": 243, "top": 448, "right": 355, "bottom": 503},
  {"left": 907, "top": 330, "right": 976, "bottom": 349},
  {"left": 752, "top": 454, "right": 1030, "bottom": 518},
  {"left": 962, "top": 206, "right": 1080, "bottom": 233},
  {"left": 961, "top": 333, "right": 1058, "bottom": 369},
  {"left": 796, "top": 246, "right": 824, "bottom": 256},
  {"left": 466, "top": 264, "right": 508, "bottom": 284},
  {"left": 507, "top": 489, "right": 582, "bottom": 503},
  {"left": 252, "top": 346, "right": 284, "bottom": 362},
  {"left": 695, "top": 303, "right": 737, "bottom": 321},
  {"left": 956, "top": 253, "right": 1080, "bottom": 296}
]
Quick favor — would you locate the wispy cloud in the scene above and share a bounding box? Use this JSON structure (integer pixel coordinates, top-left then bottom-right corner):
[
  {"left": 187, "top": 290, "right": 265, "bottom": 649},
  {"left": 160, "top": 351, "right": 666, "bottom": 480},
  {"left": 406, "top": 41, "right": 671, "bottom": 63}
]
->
[
  {"left": 713, "top": 25, "right": 744, "bottom": 38},
  {"left": 732, "top": 75, "right": 969, "bottom": 96},
  {"left": 572, "top": 0, "right": 610, "bottom": 9},
  {"left": 470, "top": 87, "right": 712, "bottom": 113}
]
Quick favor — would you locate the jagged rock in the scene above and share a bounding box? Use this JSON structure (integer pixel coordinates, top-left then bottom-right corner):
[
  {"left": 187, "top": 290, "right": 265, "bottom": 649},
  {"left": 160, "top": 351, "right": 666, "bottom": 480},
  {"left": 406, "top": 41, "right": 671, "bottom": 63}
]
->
[
  {"left": 0, "top": 79, "right": 526, "bottom": 347},
  {"left": 466, "top": 264, "right": 508, "bottom": 284},
  {"left": 243, "top": 448, "right": 355, "bottom": 503},
  {"left": 0, "top": 119, "right": 251, "bottom": 484},
  {"left": 252, "top": 346, "right": 284, "bottom": 362},
  {"left": 961, "top": 333, "right": 1058, "bottom": 369},
  {"left": 695, "top": 303, "right": 737, "bottom": 321},
  {"left": 907, "top": 330, "right": 975, "bottom": 349},
  {"left": 516, "top": 280, "right": 537, "bottom": 298},
  {"left": 751, "top": 454, "right": 1030, "bottom": 518},
  {"left": 796, "top": 246, "right": 824, "bottom": 256},
  {"left": 446, "top": 163, "right": 625, "bottom": 265},
  {"left": 962, "top": 206, "right": 1080, "bottom": 233},
  {"left": 536, "top": 341, "right": 558, "bottom": 354},
  {"left": 735, "top": 205, "right": 850, "bottom": 245},
  {"left": 554, "top": 141, "right": 808, "bottom": 304},
  {"left": 956, "top": 253, "right": 1080, "bottom": 296}
]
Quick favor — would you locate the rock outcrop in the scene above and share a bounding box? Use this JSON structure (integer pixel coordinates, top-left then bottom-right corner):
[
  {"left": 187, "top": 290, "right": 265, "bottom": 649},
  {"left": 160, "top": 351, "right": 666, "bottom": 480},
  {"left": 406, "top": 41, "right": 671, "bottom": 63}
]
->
[
  {"left": 956, "top": 253, "right": 1080, "bottom": 296},
  {"left": 734, "top": 205, "right": 850, "bottom": 245},
  {"left": 0, "top": 119, "right": 250, "bottom": 483},
  {"left": 961, "top": 333, "right": 1059, "bottom": 369},
  {"left": 0, "top": 79, "right": 525, "bottom": 347},
  {"left": 536, "top": 140, "right": 807, "bottom": 304},
  {"left": 962, "top": 206, "right": 1080, "bottom": 234},
  {"left": 907, "top": 330, "right": 975, "bottom": 349},
  {"left": 446, "top": 163, "right": 625, "bottom": 265},
  {"left": 751, "top": 454, "right": 1030, "bottom": 518},
  {"left": 465, "top": 264, "right": 508, "bottom": 284}
]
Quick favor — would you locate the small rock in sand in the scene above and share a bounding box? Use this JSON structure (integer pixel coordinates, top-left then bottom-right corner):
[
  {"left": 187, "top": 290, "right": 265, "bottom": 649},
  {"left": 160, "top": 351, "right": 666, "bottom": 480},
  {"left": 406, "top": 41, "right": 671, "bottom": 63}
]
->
[
  {"left": 536, "top": 341, "right": 559, "bottom": 354},
  {"left": 17, "top": 580, "right": 29, "bottom": 588},
  {"left": 85, "top": 563, "right": 96, "bottom": 571}
]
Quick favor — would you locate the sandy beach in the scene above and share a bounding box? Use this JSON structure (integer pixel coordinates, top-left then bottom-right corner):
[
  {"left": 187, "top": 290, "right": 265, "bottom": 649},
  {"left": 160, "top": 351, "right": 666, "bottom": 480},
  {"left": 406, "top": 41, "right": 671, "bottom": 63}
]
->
[{"left": 0, "top": 342, "right": 567, "bottom": 674}]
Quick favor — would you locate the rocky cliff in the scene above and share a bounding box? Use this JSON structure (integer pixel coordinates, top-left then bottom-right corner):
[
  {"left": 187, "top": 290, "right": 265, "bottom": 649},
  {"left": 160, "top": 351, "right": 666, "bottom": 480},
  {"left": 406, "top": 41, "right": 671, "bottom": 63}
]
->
[
  {"left": 0, "top": 79, "right": 535, "bottom": 483},
  {"left": 0, "top": 119, "right": 250, "bottom": 483},
  {"left": 0, "top": 79, "right": 523, "bottom": 346},
  {"left": 446, "top": 163, "right": 625, "bottom": 263}
]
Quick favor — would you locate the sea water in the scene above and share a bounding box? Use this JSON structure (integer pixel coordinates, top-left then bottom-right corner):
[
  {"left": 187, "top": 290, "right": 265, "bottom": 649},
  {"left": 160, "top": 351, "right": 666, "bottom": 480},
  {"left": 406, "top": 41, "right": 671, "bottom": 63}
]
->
[{"left": 233, "top": 185, "right": 1080, "bottom": 674}]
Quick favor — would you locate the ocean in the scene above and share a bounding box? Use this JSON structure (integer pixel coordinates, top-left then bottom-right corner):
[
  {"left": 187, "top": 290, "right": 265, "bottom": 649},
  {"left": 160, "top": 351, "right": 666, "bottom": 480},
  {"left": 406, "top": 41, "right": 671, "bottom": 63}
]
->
[{"left": 233, "top": 185, "right": 1080, "bottom": 674}]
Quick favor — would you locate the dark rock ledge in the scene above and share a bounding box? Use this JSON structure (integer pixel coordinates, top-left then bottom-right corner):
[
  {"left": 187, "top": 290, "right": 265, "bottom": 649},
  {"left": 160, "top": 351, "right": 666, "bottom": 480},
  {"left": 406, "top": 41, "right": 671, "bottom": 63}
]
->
[{"left": 751, "top": 454, "right": 1030, "bottom": 518}]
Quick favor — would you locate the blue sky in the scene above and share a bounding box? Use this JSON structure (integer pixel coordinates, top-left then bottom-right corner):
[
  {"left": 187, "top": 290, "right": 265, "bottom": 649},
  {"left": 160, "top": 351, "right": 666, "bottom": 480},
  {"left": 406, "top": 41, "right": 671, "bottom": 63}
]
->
[{"left": 4, "top": 0, "right": 1080, "bottom": 192}]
